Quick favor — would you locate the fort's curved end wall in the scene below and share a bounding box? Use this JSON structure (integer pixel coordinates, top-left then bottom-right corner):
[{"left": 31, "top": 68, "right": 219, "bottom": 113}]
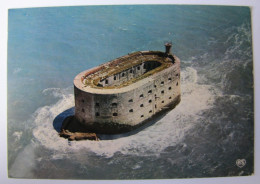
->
[{"left": 73, "top": 50, "right": 180, "bottom": 134}]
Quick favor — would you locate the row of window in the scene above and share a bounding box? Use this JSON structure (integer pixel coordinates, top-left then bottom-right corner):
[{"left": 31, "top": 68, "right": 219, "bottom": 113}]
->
[
  {"left": 95, "top": 102, "right": 117, "bottom": 107},
  {"left": 94, "top": 95, "right": 174, "bottom": 115},
  {"left": 82, "top": 87, "right": 175, "bottom": 110},
  {"left": 105, "top": 64, "right": 143, "bottom": 84},
  {"left": 84, "top": 94, "right": 175, "bottom": 117},
  {"left": 91, "top": 87, "right": 175, "bottom": 109},
  {"left": 113, "top": 61, "right": 163, "bottom": 81},
  {"left": 93, "top": 110, "right": 154, "bottom": 118},
  {"left": 128, "top": 86, "right": 173, "bottom": 102},
  {"left": 95, "top": 112, "right": 118, "bottom": 117},
  {"left": 105, "top": 69, "right": 179, "bottom": 86}
]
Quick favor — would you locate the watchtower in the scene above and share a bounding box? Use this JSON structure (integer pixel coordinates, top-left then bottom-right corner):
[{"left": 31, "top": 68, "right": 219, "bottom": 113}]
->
[{"left": 165, "top": 42, "right": 172, "bottom": 54}]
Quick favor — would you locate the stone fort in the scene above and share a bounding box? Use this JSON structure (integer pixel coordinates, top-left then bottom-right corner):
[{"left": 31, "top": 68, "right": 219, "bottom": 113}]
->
[{"left": 63, "top": 43, "right": 180, "bottom": 135}]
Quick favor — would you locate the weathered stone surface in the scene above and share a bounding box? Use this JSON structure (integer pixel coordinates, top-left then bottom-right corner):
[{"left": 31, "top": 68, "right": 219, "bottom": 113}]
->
[
  {"left": 60, "top": 94, "right": 181, "bottom": 135},
  {"left": 65, "top": 44, "right": 181, "bottom": 135},
  {"left": 59, "top": 129, "right": 99, "bottom": 141}
]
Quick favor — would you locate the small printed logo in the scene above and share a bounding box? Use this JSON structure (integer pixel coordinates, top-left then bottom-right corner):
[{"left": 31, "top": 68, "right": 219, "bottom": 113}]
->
[{"left": 236, "top": 159, "right": 246, "bottom": 168}]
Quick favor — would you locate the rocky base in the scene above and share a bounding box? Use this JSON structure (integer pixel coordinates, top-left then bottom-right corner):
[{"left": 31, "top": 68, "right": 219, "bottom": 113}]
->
[
  {"left": 59, "top": 115, "right": 100, "bottom": 141},
  {"left": 59, "top": 129, "right": 99, "bottom": 141}
]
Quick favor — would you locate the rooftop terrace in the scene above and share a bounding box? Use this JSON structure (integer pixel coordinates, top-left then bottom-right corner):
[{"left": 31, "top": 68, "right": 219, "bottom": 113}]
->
[{"left": 80, "top": 50, "right": 175, "bottom": 89}]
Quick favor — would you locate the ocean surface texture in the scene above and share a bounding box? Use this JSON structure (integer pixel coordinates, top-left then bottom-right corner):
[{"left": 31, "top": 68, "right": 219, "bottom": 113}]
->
[{"left": 8, "top": 5, "right": 254, "bottom": 179}]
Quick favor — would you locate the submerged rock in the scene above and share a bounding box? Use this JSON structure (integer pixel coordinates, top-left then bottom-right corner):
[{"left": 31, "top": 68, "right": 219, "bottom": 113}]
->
[{"left": 59, "top": 129, "right": 99, "bottom": 141}]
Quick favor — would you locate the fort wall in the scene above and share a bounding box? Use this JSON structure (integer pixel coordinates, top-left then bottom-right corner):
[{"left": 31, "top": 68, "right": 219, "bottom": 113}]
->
[{"left": 73, "top": 53, "right": 180, "bottom": 133}]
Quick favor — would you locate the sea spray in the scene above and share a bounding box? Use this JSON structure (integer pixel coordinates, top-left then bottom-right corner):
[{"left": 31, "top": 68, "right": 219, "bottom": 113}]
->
[{"left": 31, "top": 66, "right": 218, "bottom": 158}]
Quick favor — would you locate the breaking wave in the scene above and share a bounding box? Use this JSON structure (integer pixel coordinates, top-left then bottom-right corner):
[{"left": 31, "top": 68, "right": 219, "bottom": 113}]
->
[{"left": 32, "top": 66, "right": 219, "bottom": 158}]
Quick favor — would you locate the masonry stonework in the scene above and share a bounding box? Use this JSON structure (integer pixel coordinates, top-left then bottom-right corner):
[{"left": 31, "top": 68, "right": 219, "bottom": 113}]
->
[{"left": 67, "top": 44, "right": 180, "bottom": 134}]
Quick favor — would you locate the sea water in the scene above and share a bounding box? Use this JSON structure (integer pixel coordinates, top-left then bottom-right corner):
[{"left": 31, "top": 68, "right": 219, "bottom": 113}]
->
[{"left": 7, "top": 5, "right": 253, "bottom": 179}]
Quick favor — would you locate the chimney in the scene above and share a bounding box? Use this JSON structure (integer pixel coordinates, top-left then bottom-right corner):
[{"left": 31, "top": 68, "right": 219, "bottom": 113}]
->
[{"left": 164, "top": 42, "right": 172, "bottom": 54}]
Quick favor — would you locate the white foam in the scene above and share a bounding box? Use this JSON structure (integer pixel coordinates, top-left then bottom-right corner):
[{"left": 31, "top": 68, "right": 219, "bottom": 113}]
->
[
  {"left": 33, "top": 88, "right": 74, "bottom": 152},
  {"left": 12, "top": 131, "right": 23, "bottom": 142},
  {"left": 42, "top": 87, "right": 73, "bottom": 98},
  {"left": 32, "top": 67, "right": 219, "bottom": 158},
  {"left": 118, "top": 26, "right": 128, "bottom": 31}
]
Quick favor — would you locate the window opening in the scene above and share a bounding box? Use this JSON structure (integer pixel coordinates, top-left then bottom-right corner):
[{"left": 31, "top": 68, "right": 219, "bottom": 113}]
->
[
  {"left": 113, "top": 113, "right": 118, "bottom": 116},
  {"left": 112, "top": 103, "right": 117, "bottom": 107}
]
